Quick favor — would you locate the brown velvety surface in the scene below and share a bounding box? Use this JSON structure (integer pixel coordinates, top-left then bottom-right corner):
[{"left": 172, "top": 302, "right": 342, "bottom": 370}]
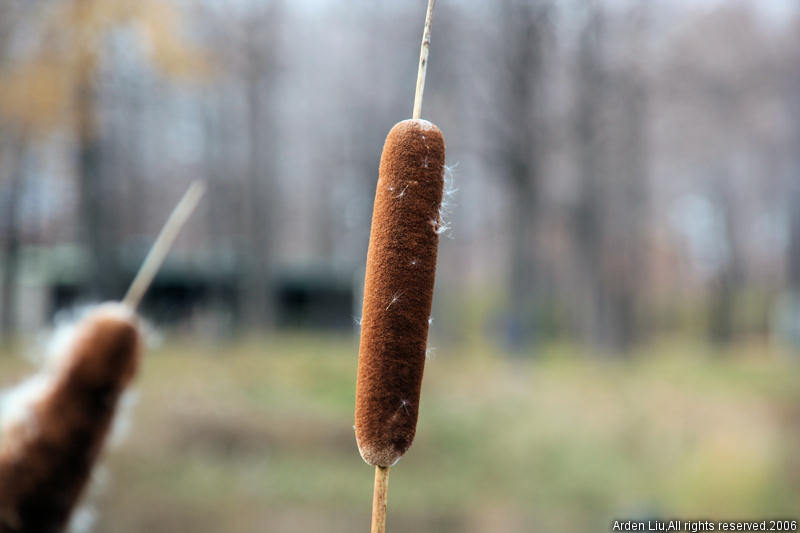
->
[
  {"left": 0, "top": 305, "right": 141, "bottom": 533},
  {"left": 355, "top": 119, "right": 445, "bottom": 467}
]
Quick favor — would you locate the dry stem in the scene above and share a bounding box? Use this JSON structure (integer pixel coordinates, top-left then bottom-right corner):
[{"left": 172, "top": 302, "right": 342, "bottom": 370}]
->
[
  {"left": 412, "top": 0, "right": 436, "bottom": 120},
  {"left": 371, "top": 466, "right": 390, "bottom": 533},
  {"left": 122, "top": 180, "right": 206, "bottom": 310}
]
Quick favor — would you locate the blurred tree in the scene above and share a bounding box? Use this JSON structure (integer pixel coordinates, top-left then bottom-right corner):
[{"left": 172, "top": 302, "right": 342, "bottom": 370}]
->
[
  {"left": 708, "top": 180, "right": 744, "bottom": 344},
  {"left": 571, "top": 1, "right": 607, "bottom": 350},
  {"left": 0, "top": 0, "right": 45, "bottom": 341},
  {"left": 239, "top": 4, "right": 281, "bottom": 330},
  {"left": 0, "top": 0, "right": 796, "bottom": 343},
  {"left": 790, "top": 157, "right": 800, "bottom": 296},
  {"left": 783, "top": 15, "right": 800, "bottom": 348},
  {"left": 658, "top": 4, "right": 776, "bottom": 345},
  {"left": 789, "top": 181, "right": 800, "bottom": 347},
  {"left": 570, "top": 1, "right": 651, "bottom": 354},
  {"left": 0, "top": 0, "right": 202, "bottom": 302},
  {"left": 610, "top": 53, "right": 649, "bottom": 350},
  {"left": 494, "top": 0, "right": 551, "bottom": 351},
  {"left": 193, "top": 1, "right": 283, "bottom": 330},
  {"left": 0, "top": 137, "right": 26, "bottom": 341}
]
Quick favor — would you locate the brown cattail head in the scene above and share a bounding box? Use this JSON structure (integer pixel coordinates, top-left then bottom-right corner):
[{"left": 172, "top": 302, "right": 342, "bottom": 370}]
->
[
  {"left": 355, "top": 119, "right": 446, "bottom": 467},
  {"left": 0, "top": 303, "right": 141, "bottom": 533}
]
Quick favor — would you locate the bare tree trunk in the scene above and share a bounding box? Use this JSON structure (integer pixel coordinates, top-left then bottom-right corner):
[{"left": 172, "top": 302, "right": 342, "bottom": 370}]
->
[
  {"left": 240, "top": 77, "right": 273, "bottom": 329},
  {"left": 1, "top": 137, "right": 25, "bottom": 342},
  {"left": 570, "top": 3, "right": 650, "bottom": 354},
  {"left": 709, "top": 181, "right": 742, "bottom": 345},
  {"left": 498, "top": 0, "right": 549, "bottom": 351},
  {"left": 780, "top": 44, "right": 800, "bottom": 350},
  {"left": 0, "top": 3, "right": 33, "bottom": 342},
  {"left": 238, "top": 15, "right": 277, "bottom": 331},
  {"left": 572, "top": 2, "right": 606, "bottom": 349},
  {"left": 790, "top": 182, "right": 800, "bottom": 292},
  {"left": 201, "top": 90, "right": 233, "bottom": 320},
  {"left": 789, "top": 62, "right": 800, "bottom": 294},
  {"left": 506, "top": 177, "right": 538, "bottom": 349},
  {"left": 785, "top": 179, "right": 800, "bottom": 351},
  {"left": 604, "top": 63, "right": 649, "bottom": 352},
  {"left": 76, "top": 64, "right": 119, "bottom": 301}
]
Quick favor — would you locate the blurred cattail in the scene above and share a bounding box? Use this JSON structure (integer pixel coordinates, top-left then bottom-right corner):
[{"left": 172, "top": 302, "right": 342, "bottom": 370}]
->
[
  {"left": 0, "top": 182, "right": 202, "bottom": 533},
  {"left": 0, "top": 304, "right": 141, "bottom": 533}
]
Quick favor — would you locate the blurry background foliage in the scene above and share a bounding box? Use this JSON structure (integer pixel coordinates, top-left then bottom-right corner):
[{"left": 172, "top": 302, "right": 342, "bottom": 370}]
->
[{"left": 1, "top": 0, "right": 800, "bottom": 532}]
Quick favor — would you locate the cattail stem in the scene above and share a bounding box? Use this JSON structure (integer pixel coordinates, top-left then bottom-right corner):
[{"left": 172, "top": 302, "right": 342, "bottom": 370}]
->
[
  {"left": 412, "top": 0, "right": 436, "bottom": 120},
  {"left": 371, "top": 466, "right": 390, "bottom": 533},
  {"left": 122, "top": 180, "right": 206, "bottom": 310}
]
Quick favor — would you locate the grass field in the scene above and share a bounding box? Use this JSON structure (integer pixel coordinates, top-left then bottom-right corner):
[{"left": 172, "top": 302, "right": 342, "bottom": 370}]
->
[{"left": 1, "top": 334, "right": 799, "bottom": 532}]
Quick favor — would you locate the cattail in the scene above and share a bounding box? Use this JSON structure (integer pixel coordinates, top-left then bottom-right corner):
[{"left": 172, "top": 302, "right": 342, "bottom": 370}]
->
[
  {"left": 355, "top": 118, "right": 445, "bottom": 467},
  {"left": 0, "top": 304, "right": 141, "bottom": 533},
  {"left": 355, "top": 1, "right": 445, "bottom": 531},
  {"left": 0, "top": 182, "right": 204, "bottom": 533}
]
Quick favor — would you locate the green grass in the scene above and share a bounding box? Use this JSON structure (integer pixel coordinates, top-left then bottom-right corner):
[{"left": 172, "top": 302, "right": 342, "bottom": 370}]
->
[{"left": 1, "top": 335, "right": 799, "bottom": 532}]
